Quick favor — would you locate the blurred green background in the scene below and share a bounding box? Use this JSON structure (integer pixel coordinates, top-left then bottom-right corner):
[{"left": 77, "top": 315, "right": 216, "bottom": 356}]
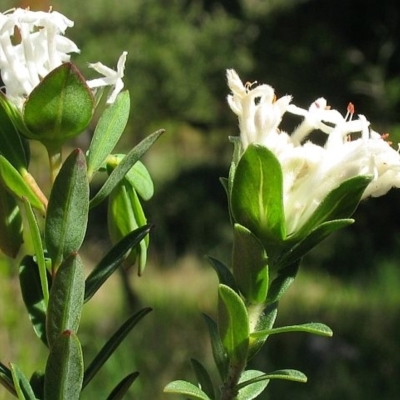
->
[{"left": 2, "top": 0, "right": 400, "bottom": 399}]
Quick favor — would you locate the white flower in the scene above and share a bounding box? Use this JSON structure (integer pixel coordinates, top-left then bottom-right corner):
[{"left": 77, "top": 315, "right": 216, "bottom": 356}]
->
[
  {"left": 87, "top": 51, "right": 127, "bottom": 104},
  {"left": 227, "top": 69, "right": 400, "bottom": 236},
  {"left": 0, "top": 8, "right": 127, "bottom": 110},
  {"left": 0, "top": 8, "right": 79, "bottom": 110}
]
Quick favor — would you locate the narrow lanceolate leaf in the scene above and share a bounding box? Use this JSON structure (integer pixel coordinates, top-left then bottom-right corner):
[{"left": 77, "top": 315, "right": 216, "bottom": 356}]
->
[
  {"left": 290, "top": 175, "right": 371, "bottom": 241},
  {"left": 23, "top": 63, "right": 94, "bottom": 144},
  {"left": 89, "top": 129, "right": 164, "bottom": 209},
  {"left": 46, "top": 253, "right": 85, "bottom": 348},
  {"left": 0, "top": 362, "right": 16, "bottom": 396},
  {"left": 19, "top": 256, "right": 49, "bottom": 346},
  {"left": 190, "top": 359, "right": 215, "bottom": 400},
  {"left": 106, "top": 372, "right": 139, "bottom": 400},
  {"left": 206, "top": 256, "right": 238, "bottom": 293},
  {"left": 45, "top": 149, "right": 89, "bottom": 268},
  {"left": 236, "top": 370, "right": 269, "bottom": 400},
  {"left": 10, "top": 363, "right": 37, "bottom": 400},
  {"left": 218, "top": 284, "right": 249, "bottom": 364},
  {"left": 22, "top": 198, "right": 49, "bottom": 306},
  {"left": 231, "top": 144, "right": 285, "bottom": 244},
  {"left": 279, "top": 219, "right": 354, "bottom": 269},
  {"left": 0, "top": 155, "right": 45, "bottom": 213},
  {"left": 87, "top": 91, "right": 130, "bottom": 178},
  {"left": 84, "top": 224, "right": 152, "bottom": 303},
  {"left": 251, "top": 322, "right": 333, "bottom": 340},
  {"left": 83, "top": 308, "right": 152, "bottom": 388},
  {"left": 202, "top": 314, "right": 228, "bottom": 381},
  {"left": 0, "top": 182, "right": 23, "bottom": 258},
  {"left": 44, "top": 330, "right": 84, "bottom": 400},
  {"left": 164, "top": 381, "right": 211, "bottom": 400},
  {"left": 236, "top": 369, "right": 307, "bottom": 388},
  {"left": 266, "top": 260, "right": 300, "bottom": 303},
  {"left": 232, "top": 224, "right": 268, "bottom": 304}
]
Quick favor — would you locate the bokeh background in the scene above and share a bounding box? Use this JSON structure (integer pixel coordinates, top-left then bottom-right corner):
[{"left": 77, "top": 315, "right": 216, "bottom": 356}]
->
[{"left": 1, "top": 0, "right": 400, "bottom": 399}]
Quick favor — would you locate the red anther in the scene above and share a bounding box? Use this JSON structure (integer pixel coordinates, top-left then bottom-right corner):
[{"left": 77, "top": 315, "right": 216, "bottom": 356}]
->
[
  {"left": 381, "top": 133, "right": 392, "bottom": 145},
  {"left": 347, "top": 102, "right": 355, "bottom": 115}
]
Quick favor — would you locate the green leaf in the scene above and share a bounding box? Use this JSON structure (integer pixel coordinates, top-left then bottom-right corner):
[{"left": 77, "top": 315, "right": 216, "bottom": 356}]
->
[
  {"left": 0, "top": 93, "right": 29, "bottom": 169},
  {"left": 202, "top": 314, "right": 228, "bottom": 381},
  {"left": 279, "top": 219, "right": 354, "bottom": 268},
  {"left": 0, "top": 155, "right": 45, "bottom": 213},
  {"left": 231, "top": 144, "right": 285, "bottom": 244},
  {"left": 218, "top": 284, "right": 249, "bottom": 364},
  {"left": 251, "top": 322, "right": 333, "bottom": 340},
  {"left": 29, "top": 371, "right": 44, "bottom": 400},
  {"left": 0, "top": 362, "right": 16, "bottom": 397},
  {"left": 19, "top": 256, "right": 49, "bottom": 346},
  {"left": 106, "top": 372, "right": 139, "bottom": 400},
  {"left": 23, "top": 63, "right": 94, "bottom": 144},
  {"left": 237, "top": 369, "right": 307, "bottom": 386},
  {"left": 232, "top": 224, "right": 268, "bottom": 304},
  {"left": 83, "top": 307, "right": 152, "bottom": 389},
  {"left": 87, "top": 91, "right": 130, "bottom": 178},
  {"left": 84, "top": 224, "right": 152, "bottom": 303},
  {"left": 45, "top": 148, "right": 89, "bottom": 268},
  {"left": 266, "top": 260, "right": 300, "bottom": 303},
  {"left": 247, "top": 302, "right": 278, "bottom": 361},
  {"left": 125, "top": 160, "right": 154, "bottom": 201},
  {"left": 89, "top": 129, "right": 164, "bottom": 209},
  {"left": 22, "top": 198, "right": 49, "bottom": 306},
  {"left": 290, "top": 175, "right": 371, "bottom": 240},
  {"left": 206, "top": 256, "right": 238, "bottom": 293},
  {"left": 105, "top": 157, "right": 154, "bottom": 201},
  {"left": 236, "top": 370, "right": 269, "bottom": 400},
  {"left": 190, "top": 359, "right": 215, "bottom": 400},
  {"left": 0, "top": 182, "right": 23, "bottom": 258},
  {"left": 107, "top": 181, "right": 149, "bottom": 274},
  {"left": 10, "top": 363, "right": 37, "bottom": 400},
  {"left": 164, "top": 380, "right": 211, "bottom": 400},
  {"left": 44, "top": 330, "right": 84, "bottom": 400},
  {"left": 46, "top": 253, "right": 85, "bottom": 348}
]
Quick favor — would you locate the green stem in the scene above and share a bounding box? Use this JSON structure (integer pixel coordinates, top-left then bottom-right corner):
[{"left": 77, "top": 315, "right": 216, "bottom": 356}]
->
[
  {"left": 46, "top": 142, "right": 63, "bottom": 184},
  {"left": 219, "top": 303, "right": 265, "bottom": 400},
  {"left": 220, "top": 359, "right": 247, "bottom": 400}
]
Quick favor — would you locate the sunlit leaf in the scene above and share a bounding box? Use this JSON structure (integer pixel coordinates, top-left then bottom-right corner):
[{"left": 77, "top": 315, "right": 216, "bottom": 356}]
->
[
  {"left": 23, "top": 63, "right": 94, "bottom": 144},
  {"left": 46, "top": 253, "right": 85, "bottom": 347},
  {"left": 218, "top": 284, "right": 249, "bottom": 364},
  {"left": 87, "top": 91, "right": 130, "bottom": 178},
  {"left": 45, "top": 149, "right": 89, "bottom": 268},
  {"left": 44, "top": 330, "right": 84, "bottom": 400},
  {"left": 164, "top": 380, "right": 211, "bottom": 400}
]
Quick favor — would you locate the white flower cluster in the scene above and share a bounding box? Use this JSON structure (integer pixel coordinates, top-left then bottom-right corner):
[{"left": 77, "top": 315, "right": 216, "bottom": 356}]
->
[
  {"left": 227, "top": 69, "right": 400, "bottom": 235},
  {"left": 0, "top": 8, "right": 126, "bottom": 110}
]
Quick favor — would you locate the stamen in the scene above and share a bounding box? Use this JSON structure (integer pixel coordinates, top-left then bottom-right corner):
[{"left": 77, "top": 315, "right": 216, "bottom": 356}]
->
[
  {"left": 345, "top": 102, "right": 355, "bottom": 121},
  {"left": 245, "top": 80, "right": 257, "bottom": 92}
]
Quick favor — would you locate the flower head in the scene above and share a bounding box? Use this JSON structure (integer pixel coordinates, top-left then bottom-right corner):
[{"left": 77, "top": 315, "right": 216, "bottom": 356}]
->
[
  {"left": 227, "top": 69, "right": 400, "bottom": 236},
  {"left": 0, "top": 8, "right": 127, "bottom": 110},
  {"left": 0, "top": 8, "right": 79, "bottom": 109}
]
